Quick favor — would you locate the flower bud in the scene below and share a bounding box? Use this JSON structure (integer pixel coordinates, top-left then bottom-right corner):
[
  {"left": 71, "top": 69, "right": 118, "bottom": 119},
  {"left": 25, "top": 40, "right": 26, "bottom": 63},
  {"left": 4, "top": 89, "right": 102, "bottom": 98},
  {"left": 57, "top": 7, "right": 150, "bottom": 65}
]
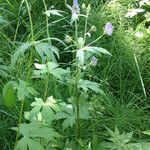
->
[
  {"left": 65, "top": 35, "right": 72, "bottom": 43},
  {"left": 91, "top": 56, "right": 98, "bottom": 67},
  {"left": 82, "top": 3, "right": 86, "bottom": 9},
  {"left": 83, "top": 66, "right": 87, "bottom": 70},
  {"left": 91, "top": 25, "right": 97, "bottom": 32},
  {"left": 87, "top": 4, "right": 91, "bottom": 13}
]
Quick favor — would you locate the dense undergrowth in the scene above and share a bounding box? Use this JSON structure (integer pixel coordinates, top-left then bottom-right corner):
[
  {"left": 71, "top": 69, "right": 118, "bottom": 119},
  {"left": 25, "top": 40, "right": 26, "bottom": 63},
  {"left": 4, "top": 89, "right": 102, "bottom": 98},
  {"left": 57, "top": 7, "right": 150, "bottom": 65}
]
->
[{"left": 0, "top": 0, "right": 150, "bottom": 149}]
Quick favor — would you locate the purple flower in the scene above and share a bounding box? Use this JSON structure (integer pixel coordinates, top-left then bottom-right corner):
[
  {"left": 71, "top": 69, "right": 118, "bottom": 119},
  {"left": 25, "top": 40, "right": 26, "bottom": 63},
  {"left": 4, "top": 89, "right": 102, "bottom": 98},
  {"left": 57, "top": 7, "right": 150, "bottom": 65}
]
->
[
  {"left": 91, "top": 56, "right": 98, "bottom": 67},
  {"left": 105, "top": 22, "right": 113, "bottom": 36},
  {"left": 72, "top": 0, "right": 80, "bottom": 14}
]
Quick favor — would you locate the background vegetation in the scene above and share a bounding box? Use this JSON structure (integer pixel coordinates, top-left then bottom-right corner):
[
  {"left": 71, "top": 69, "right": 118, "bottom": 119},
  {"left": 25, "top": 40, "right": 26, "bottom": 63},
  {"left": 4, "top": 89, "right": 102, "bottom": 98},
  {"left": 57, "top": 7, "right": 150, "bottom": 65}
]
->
[{"left": 0, "top": 0, "right": 150, "bottom": 149}]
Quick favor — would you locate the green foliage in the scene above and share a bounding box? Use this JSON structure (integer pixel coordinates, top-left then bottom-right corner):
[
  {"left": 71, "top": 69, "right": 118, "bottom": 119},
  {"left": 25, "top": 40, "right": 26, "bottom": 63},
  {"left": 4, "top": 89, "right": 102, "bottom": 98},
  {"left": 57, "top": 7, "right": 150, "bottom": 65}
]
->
[
  {"left": 25, "top": 96, "right": 60, "bottom": 123},
  {"left": 12, "top": 122, "right": 61, "bottom": 150},
  {"left": 34, "top": 62, "right": 69, "bottom": 80},
  {"left": 0, "top": 0, "right": 150, "bottom": 149},
  {"left": 2, "top": 81, "right": 17, "bottom": 107}
]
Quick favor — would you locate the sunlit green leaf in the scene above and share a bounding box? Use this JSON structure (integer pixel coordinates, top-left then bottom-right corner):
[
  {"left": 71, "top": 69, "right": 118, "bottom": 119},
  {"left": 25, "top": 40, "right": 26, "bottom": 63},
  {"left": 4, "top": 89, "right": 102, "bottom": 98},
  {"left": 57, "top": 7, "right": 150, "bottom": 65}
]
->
[
  {"left": 2, "top": 81, "right": 17, "bottom": 107},
  {"left": 83, "top": 46, "right": 111, "bottom": 56}
]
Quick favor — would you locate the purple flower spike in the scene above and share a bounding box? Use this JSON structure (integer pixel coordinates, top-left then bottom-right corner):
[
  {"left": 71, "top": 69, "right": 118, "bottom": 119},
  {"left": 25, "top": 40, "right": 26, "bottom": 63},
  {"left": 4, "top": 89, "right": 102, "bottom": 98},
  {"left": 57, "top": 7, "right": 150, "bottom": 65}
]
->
[
  {"left": 72, "top": 0, "right": 80, "bottom": 14},
  {"left": 91, "top": 56, "right": 98, "bottom": 67},
  {"left": 73, "top": 0, "right": 78, "bottom": 5},
  {"left": 105, "top": 22, "right": 113, "bottom": 36}
]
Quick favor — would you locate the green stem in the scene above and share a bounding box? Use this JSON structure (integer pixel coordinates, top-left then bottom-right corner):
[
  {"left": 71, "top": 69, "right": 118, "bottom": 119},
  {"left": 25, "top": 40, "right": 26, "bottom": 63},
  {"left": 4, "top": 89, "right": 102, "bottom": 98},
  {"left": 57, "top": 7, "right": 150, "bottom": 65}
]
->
[
  {"left": 25, "top": 0, "right": 34, "bottom": 43},
  {"left": 6, "top": 0, "right": 13, "bottom": 8},
  {"left": 74, "top": 19, "right": 81, "bottom": 140},
  {"left": 14, "top": 0, "right": 34, "bottom": 148},
  {"left": 75, "top": 68, "right": 80, "bottom": 140},
  {"left": 87, "top": 34, "right": 104, "bottom": 46},
  {"left": 14, "top": 100, "right": 24, "bottom": 148},
  {"left": 42, "top": 0, "right": 51, "bottom": 45},
  {"left": 134, "top": 54, "right": 147, "bottom": 98},
  {"left": 75, "top": 20, "right": 78, "bottom": 42},
  {"left": 44, "top": 74, "right": 49, "bottom": 102},
  {"left": 76, "top": 88, "right": 80, "bottom": 139},
  {"left": 84, "top": 14, "right": 88, "bottom": 43}
]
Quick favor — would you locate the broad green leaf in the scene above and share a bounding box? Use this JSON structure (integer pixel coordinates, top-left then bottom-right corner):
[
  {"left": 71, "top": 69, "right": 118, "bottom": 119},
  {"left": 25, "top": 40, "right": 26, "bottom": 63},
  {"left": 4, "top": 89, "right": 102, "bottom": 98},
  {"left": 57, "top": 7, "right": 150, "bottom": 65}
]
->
[
  {"left": 27, "top": 96, "right": 60, "bottom": 123},
  {"left": 124, "top": 142, "right": 150, "bottom": 150},
  {"left": 17, "top": 80, "right": 38, "bottom": 100},
  {"left": 15, "top": 137, "right": 44, "bottom": 150},
  {"left": 13, "top": 122, "right": 61, "bottom": 141},
  {"left": 78, "top": 79, "right": 101, "bottom": 93},
  {"left": 55, "top": 101, "right": 90, "bottom": 130},
  {"left": 83, "top": 46, "right": 111, "bottom": 56},
  {"left": 55, "top": 104, "right": 75, "bottom": 130},
  {"left": 11, "top": 42, "right": 32, "bottom": 67},
  {"left": 2, "top": 81, "right": 17, "bottom": 107},
  {"left": 76, "top": 50, "right": 85, "bottom": 66},
  {"left": 62, "top": 116, "right": 75, "bottom": 130},
  {"left": 34, "top": 42, "right": 59, "bottom": 62},
  {"left": 34, "top": 62, "right": 69, "bottom": 80}
]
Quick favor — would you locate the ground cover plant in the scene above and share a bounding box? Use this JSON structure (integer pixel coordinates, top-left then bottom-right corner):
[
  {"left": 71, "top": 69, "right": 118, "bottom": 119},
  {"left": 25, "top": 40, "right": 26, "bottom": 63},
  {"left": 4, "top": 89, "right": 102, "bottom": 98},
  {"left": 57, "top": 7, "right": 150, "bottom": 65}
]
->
[{"left": 0, "top": 0, "right": 150, "bottom": 149}]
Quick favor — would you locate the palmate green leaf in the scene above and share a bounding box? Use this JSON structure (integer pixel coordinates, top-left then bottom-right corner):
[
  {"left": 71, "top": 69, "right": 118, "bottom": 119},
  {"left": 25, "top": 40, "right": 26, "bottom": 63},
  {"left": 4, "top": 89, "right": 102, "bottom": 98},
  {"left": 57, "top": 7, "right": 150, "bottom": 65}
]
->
[
  {"left": 78, "top": 79, "right": 102, "bottom": 93},
  {"left": 15, "top": 137, "right": 44, "bottom": 150},
  {"left": 55, "top": 102, "right": 89, "bottom": 130},
  {"left": 12, "top": 122, "right": 61, "bottom": 141},
  {"left": 34, "top": 42, "right": 59, "bottom": 63},
  {"left": 34, "top": 62, "right": 69, "bottom": 80},
  {"left": 17, "top": 80, "right": 38, "bottom": 100},
  {"left": 11, "top": 42, "right": 32, "bottom": 67},
  {"left": 2, "top": 81, "right": 17, "bottom": 107},
  {"left": 82, "top": 46, "right": 111, "bottom": 56},
  {"left": 27, "top": 96, "right": 60, "bottom": 123},
  {"left": 55, "top": 103, "right": 75, "bottom": 130},
  {"left": 124, "top": 142, "right": 150, "bottom": 150}
]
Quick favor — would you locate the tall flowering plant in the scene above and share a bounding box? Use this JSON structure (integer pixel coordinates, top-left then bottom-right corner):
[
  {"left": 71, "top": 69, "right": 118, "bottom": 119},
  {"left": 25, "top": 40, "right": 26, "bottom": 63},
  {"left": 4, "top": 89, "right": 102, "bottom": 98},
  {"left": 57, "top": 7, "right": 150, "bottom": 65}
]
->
[
  {"left": 63, "top": 0, "right": 113, "bottom": 143},
  {"left": 3, "top": 0, "right": 113, "bottom": 149}
]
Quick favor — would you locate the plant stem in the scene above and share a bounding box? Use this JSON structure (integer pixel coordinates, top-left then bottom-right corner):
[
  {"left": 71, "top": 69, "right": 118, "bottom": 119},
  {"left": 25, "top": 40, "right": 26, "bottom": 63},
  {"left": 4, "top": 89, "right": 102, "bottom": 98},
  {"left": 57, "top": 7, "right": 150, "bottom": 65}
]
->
[
  {"left": 14, "top": 99, "right": 24, "bottom": 148},
  {"left": 74, "top": 19, "right": 81, "bottom": 140},
  {"left": 42, "top": 0, "right": 51, "bottom": 45},
  {"left": 74, "top": 68, "right": 80, "bottom": 140},
  {"left": 14, "top": 0, "right": 34, "bottom": 148},
  {"left": 44, "top": 73, "right": 49, "bottom": 102},
  {"left": 84, "top": 14, "right": 88, "bottom": 43},
  {"left": 75, "top": 20, "right": 78, "bottom": 42},
  {"left": 88, "top": 34, "right": 104, "bottom": 46},
  {"left": 6, "top": 0, "right": 13, "bottom": 8},
  {"left": 134, "top": 54, "right": 147, "bottom": 98}
]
